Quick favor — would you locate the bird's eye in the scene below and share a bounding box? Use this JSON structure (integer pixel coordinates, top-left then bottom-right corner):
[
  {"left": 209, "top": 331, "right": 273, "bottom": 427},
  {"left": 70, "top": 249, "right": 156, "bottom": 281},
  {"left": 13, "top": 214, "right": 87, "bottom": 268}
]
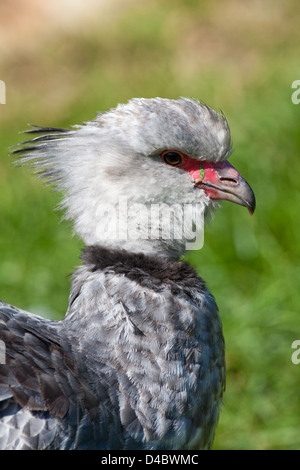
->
[{"left": 161, "top": 151, "right": 183, "bottom": 167}]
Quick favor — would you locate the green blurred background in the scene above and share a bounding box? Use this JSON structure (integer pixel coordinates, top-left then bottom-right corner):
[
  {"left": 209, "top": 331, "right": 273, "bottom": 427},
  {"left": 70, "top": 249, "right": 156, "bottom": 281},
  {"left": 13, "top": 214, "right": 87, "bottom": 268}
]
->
[{"left": 0, "top": 0, "right": 299, "bottom": 450}]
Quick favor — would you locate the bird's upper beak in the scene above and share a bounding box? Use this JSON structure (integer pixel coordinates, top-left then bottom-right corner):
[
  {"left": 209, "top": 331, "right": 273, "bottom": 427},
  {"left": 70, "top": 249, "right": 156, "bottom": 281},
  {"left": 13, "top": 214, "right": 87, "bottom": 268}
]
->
[{"left": 189, "top": 160, "right": 256, "bottom": 215}]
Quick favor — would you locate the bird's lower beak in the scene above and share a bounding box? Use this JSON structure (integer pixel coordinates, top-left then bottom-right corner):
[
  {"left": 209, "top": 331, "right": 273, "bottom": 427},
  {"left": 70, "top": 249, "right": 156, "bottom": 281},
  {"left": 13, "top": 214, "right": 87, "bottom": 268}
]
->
[{"left": 193, "top": 160, "right": 256, "bottom": 215}]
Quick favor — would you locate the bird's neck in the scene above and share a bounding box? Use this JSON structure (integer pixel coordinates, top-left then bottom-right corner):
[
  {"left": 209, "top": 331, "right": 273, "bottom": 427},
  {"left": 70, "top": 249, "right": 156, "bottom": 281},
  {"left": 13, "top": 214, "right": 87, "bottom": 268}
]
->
[
  {"left": 80, "top": 245, "right": 201, "bottom": 280},
  {"left": 74, "top": 198, "right": 206, "bottom": 259},
  {"left": 64, "top": 243, "right": 207, "bottom": 322},
  {"left": 89, "top": 238, "right": 184, "bottom": 259}
]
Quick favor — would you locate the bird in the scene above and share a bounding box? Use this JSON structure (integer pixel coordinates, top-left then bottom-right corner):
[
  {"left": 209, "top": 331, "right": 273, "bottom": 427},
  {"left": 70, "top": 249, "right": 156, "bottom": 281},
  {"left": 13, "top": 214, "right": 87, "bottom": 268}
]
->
[{"left": 0, "top": 97, "right": 255, "bottom": 450}]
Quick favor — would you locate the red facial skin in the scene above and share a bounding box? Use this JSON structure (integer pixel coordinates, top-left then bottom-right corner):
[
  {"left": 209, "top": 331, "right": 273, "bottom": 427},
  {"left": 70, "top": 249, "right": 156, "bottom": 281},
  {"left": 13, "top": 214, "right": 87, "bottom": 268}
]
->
[
  {"left": 181, "top": 158, "right": 241, "bottom": 198},
  {"left": 160, "top": 150, "right": 256, "bottom": 214}
]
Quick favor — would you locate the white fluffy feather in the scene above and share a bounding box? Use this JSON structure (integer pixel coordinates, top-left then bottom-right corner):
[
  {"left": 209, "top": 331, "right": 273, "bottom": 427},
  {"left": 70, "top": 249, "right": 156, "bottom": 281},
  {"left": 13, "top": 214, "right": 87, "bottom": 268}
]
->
[{"left": 15, "top": 98, "right": 231, "bottom": 257}]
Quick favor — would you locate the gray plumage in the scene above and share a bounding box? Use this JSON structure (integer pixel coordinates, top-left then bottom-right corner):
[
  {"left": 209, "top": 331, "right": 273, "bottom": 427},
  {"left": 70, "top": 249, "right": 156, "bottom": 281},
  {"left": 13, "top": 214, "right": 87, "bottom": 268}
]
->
[{"left": 0, "top": 98, "right": 255, "bottom": 450}]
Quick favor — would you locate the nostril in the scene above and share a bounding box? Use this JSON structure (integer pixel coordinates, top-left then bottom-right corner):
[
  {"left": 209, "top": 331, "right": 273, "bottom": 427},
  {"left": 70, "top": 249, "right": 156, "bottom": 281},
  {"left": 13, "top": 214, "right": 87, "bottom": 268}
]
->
[{"left": 219, "top": 177, "right": 238, "bottom": 186}]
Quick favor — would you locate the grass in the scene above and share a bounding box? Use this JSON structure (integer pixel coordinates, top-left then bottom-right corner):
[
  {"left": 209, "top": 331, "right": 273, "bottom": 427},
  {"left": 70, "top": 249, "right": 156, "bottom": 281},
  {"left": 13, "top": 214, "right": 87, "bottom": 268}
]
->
[{"left": 0, "top": 0, "right": 300, "bottom": 449}]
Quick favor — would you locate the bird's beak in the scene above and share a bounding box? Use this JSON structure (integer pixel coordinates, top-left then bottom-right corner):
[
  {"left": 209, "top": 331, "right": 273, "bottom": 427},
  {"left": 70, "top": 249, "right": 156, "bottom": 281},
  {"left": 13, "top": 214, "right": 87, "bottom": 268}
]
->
[{"left": 192, "top": 160, "right": 256, "bottom": 215}]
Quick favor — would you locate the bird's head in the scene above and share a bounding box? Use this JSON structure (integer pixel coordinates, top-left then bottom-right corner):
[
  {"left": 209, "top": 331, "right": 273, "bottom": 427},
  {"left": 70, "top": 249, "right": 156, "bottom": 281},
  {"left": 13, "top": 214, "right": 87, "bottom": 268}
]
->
[{"left": 15, "top": 98, "right": 255, "bottom": 258}]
